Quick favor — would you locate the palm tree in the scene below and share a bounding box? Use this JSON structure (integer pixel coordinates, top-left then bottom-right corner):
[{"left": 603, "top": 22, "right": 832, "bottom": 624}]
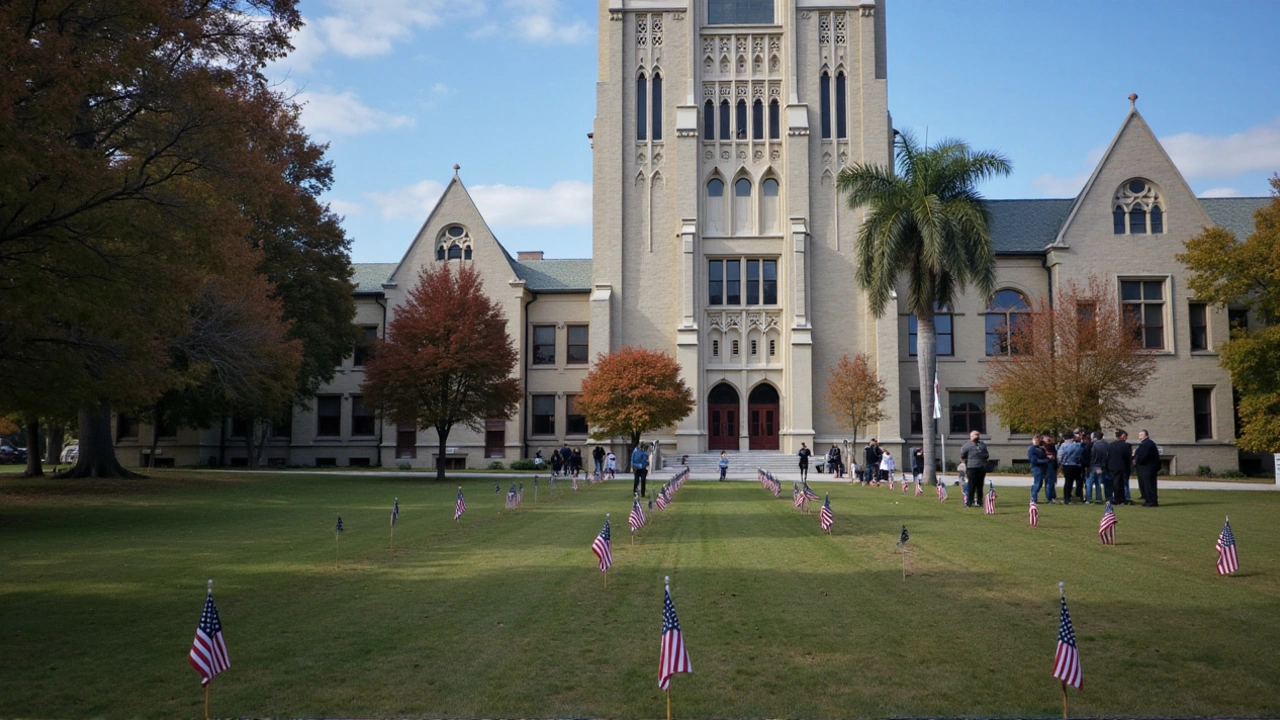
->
[{"left": 837, "top": 130, "right": 1011, "bottom": 485}]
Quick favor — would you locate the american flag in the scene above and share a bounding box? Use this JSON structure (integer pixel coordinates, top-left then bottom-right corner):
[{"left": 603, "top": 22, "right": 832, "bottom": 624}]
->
[
  {"left": 572, "top": 475, "right": 579, "bottom": 491},
  {"left": 591, "top": 516, "right": 612, "bottom": 572},
  {"left": 1029, "top": 499, "right": 1039, "bottom": 527},
  {"left": 915, "top": 479, "right": 924, "bottom": 497},
  {"left": 772, "top": 478, "right": 781, "bottom": 498},
  {"left": 655, "top": 487, "right": 669, "bottom": 511},
  {"left": 793, "top": 484, "right": 805, "bottom": 509},
  {"left": 1216, "top": 517, "right": 1238, "bottom": 575},
  {"left": 897, "top": 524, "right": 910, "bottom": 547},
  {"left": 887, "top": 475, "right": 895, "bottom": 491},
  {"left": 506, "top": 483, "right": 517, "bottom": 509},
  {"left": 454, "top": 487, "right": 466, "bottom": 521},
  {"left": 937, "top": 482, "right": 948, "bottom": 503},
  {"left": 901, "top": 477, "right": 909, "bottom": 495},
  {"left": 1052, "top": 593, "right": 1083, "bottom": 689},
  {"left": 1098, "top": 502, "right": 1117, "bottom": 545},
  {"left": 494, "top": 480, "right": 500, "bottom": 494},
  {"left": 819, "top": 494, "right": 833, "bottom": 532},
  {"left": 391, "top": 498, "right": 399, "bottom": 526},
  {"left": 335, "top": 514, "right": 343, "bottom": 533},
  {"left": 803, "top": 483, "right": 819, "bottom": 501},
  {"left": 629, "top": 498, "right": 647, "bottom": 530},
  {"left": 984, "top": 485, "right": 997, "bottom": 515},
  {"left": 189, "top": 589, "right": 230, "bottom": 686},
  {"left": 659, "top": 583, "right": 692, "bottom": 691}
]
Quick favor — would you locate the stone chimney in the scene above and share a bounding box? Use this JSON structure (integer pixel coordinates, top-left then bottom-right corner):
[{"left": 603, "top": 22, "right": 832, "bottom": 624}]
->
[{"left": 518, "top": 251, "right": 544, "bottom": 261}]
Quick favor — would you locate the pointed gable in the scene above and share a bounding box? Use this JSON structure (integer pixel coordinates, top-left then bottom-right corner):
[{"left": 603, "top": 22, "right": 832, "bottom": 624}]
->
[{"left": 1054, "top": 106, "right": 1212, "bottom": 248}]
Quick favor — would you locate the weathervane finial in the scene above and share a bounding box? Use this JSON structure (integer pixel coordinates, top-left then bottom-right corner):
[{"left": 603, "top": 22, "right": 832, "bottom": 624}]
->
[{"left": 1128, "top": 93, "right": 1138, "bottom": 108}]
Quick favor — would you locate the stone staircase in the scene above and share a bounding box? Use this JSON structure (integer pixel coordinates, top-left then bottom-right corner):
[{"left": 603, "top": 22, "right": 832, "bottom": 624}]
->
[{"left": 666, "top": 450, "right": 814, "bottom": 477}]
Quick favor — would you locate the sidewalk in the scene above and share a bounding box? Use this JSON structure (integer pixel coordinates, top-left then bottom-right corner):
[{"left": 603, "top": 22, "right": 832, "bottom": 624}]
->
[{"left": 716, "top": 468, "right": 1279, "bottom": 492}]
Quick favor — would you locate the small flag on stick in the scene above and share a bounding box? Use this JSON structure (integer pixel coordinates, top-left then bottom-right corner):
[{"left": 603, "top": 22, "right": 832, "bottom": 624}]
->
[
  {"left": 189, "top": 579, "right": 230, "bottom": 687},
  {"left": 915, "top": 478, "right": 923, "bottom": 497},
  {"left": 1052, "top": 582, "right": 1083, "bottom": 690},
  {"left": 659, "top": 576, "right": 692, "bottom": 693},
  {"left": 819, "top": 494, "right": 833, "bottom": 533},
  {"left": 335, "top": 514, "right": 344, "bottom": 533},
  {"left": 454, "top": 487, "right": 466, "bottom": 521},
  {"left": 1029, "top": 499, "right": 1039, "bottom": 527},
  {"left": 391, "top": 498, "right": 399, "bottom": 526},
  {"left": 629, "top": 496, "right": 647, "bottom": 531},
  {"left": 1216, "top": 516, "right": 1238, "bottom": 575},
  {"left": 985, "top": 484, "right": 997, "bottom": 514},
  {"left": 1098, "top": 502, "right": 1117, "bottom": 545},
  {"left": 897, "top": 525, "right": 910, "bottom": 547},
  {"left": 591, "top": 514, "right": 613, "bottom": 573},
  {"left": 937, "top": 482, "right": 948, "bottom": 503}
]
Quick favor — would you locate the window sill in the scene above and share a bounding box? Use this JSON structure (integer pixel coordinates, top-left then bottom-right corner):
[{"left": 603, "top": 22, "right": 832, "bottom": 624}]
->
[{"left": 1189, "top": 350, "right": 1218, "bottom": 357}]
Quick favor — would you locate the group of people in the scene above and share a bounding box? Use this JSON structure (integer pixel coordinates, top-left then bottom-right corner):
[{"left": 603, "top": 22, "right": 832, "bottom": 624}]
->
[
  {"left": 534, "top": 444, "right": 618, "bottom": 481},
  {"left": 1024, "top": 428, "right": 1162, "bottom": 507}
]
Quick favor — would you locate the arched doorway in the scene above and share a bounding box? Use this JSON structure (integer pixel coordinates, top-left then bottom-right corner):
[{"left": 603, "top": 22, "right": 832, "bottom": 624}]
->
[
  {"left": 707, "top": 383, "right": 740, "bottom": 451},
  {"left": 748, "top": 383, "right": 780, "bottom": 450}
]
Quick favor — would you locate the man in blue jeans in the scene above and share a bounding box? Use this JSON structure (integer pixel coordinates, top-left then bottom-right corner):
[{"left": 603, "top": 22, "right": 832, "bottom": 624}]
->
[
  {"left": 1028, "top": 435, "right": 1050, "bottom": 503},
  {"left": 631, "top": 442, "right": 650, "bottom": 497},
  {"left": 1086, "top": 430, "right": 1109, "bottom": 504}
]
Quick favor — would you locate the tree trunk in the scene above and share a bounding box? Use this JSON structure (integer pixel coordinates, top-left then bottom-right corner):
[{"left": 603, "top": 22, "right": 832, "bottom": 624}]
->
[
  {"left": 46, "top": 421, "right": 65, "bottom": 471},
  {"left": 435, "top": 424, "right": 451, "bottom": 481},
  {"left": 22, "top": 416, "right": 43, "bottom": 477},
  {"left": 58, "top": 400, "right": 141, "bottom": 478},
  {"left": 917, "top": 314, "right": 939, "bottom": 486}
]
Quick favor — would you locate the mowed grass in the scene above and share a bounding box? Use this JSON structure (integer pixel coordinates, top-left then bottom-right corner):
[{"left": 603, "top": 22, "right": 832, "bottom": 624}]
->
[{"left": 1, "top": 472, "right": 1278, "bottom": 719}]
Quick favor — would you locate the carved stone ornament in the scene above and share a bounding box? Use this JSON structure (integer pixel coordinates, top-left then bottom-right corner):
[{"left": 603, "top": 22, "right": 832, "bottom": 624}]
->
[
  {"left": 708, "top": 313, "right": 723, "bottom": 329},
  {"left": 721, "top": 150, "right": 731, "bottom": 159},
  {"left": 609, "top": 10, "right": 622, "bottom": 21},
  {"left": 770, "top": 149, "right": 781, "bottom": 161},
  {"left": 705, "top": 150, "right": 714, "bottom": 160},
  {"left": 737, "top": 150, "right": 747, "bottom": 160},
  {"left": 753, "top": 149, "right": 764, "bottom": 161}
]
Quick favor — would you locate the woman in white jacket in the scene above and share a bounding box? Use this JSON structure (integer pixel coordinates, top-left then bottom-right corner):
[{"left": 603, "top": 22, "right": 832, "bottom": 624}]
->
[{"left": 879, "top": 449, "right": 896, "bottom": 485}]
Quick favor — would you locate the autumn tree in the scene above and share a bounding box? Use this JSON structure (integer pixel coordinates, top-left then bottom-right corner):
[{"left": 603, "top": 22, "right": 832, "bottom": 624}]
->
[
  {"left": 361, "top": 264, "right": 520, "bottom": 480},
  {"left": 985, "top": 278, "right": 1156, "bottom": 435},
  {"left": 577, "top": 347, "right": 694, "bottom": 467},
  {"left": 1178, "top": 174, "right": 1280, "bottom": 451},
  {"left": 826, "top": 353, "right": 888, "bottom": 447}
]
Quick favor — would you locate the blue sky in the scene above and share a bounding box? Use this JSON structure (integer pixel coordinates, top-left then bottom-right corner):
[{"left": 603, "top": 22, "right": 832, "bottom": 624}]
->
[{"left": 268, "top": 1, "right": 1280, "bottom": 263}]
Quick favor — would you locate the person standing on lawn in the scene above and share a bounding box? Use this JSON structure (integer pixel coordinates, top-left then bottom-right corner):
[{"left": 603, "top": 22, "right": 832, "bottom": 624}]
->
[
  {"left": 718, "top": 451, "right": 729, "bottom": 482},
  {"left": 1087, "top": 430, "right": 1110, "bottom": 503},
  {"left": 879, "top": 448, "right": 896, "bottom": 484},
  {"left": 959, "top": 430, "right": 990, "bottom": 507},
  {"left": 1058, "top": 432, "right": 1085, "bottom": 504},
  {"left": 798, "top": 443, "right": 812, "bottom": 481},
  {"left": 593, "top": 445, "right": 606, "bottom": 476},
  {"left": 911, "top": 446, "right": 925, "bottom": 483},
  {"left": 828, "top": 445, "right": 843, "bottom": 479},
  {"left": 1109, "top": 429, "right": 1133, "bottom": 505},
  {"left": 863, "top": 439, "right": 883, "bottom": 486},
  {"left": 631, "top": 442, "right": 650, "bottom": 496},
  {"left": 1134, "top": 429, "right": 1160, "bottom": 507},
  {"left": 1028, "top": 435, "right": 1050, "bottom": 503},
  {"left": 1042, "top": 434, "right": 1058, "bottom": 503}
]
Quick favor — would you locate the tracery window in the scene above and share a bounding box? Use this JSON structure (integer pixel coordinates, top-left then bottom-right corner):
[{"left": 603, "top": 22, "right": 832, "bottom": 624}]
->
[
  {"left": 437, "top": 225, "right": 472, "bottom": 261},
  {"left": 1113, "top": 179, "right": 1164, "bottom": 235}
]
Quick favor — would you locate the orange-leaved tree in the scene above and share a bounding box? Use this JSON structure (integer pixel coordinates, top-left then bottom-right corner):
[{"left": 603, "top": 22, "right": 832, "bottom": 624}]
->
[
  {"left": 577, "top": 347, "right": 694, "bottom": 468},
  {"left": 826, "top": 353, "right": 888, "bottom": 447},
  {"left": 985, "top": 278, "right": 1155, "bottom": 435},
  {"left": 361, "top": 263, "right": 520, "bottom": 480}
]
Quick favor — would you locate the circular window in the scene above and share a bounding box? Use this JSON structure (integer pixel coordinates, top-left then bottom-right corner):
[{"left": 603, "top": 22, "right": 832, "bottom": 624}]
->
[
  {"left": 447, "top": 226, "right": 464, "bottom": 238},
  {"left": 1128, "top": 180, "right": 1147, "bottom": 194}
]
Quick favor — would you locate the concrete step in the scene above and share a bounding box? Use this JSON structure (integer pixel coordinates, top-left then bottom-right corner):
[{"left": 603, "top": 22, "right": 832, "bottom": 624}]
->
[{"left": 663, "top": 451, "right": 842, "bottom": 476}]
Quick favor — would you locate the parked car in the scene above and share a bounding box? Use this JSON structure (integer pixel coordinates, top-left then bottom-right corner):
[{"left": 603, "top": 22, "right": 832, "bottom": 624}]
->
[
  {"left": 0, "top": 443, "right": 26, "bottom": 464},
  {"left": 59, "top": 443, "right": 79, "bottom": 464}
]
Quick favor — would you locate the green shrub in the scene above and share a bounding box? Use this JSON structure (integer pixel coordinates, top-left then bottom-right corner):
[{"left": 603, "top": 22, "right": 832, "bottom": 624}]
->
[
  {"left": 509, "top": 458, "right": 537, "bottom": 470},
  {"left": 1196, "top": 465, "right": 1214, "bottom": 477},
  {"left": 1220, "top": 469, "right": 1246, "bottom": 479},
  {"left": 396, "top": 462, "right": 412, "bottom": 471},
  {"left": 487, "top": 461, "right": 505, "bottom": 470}
]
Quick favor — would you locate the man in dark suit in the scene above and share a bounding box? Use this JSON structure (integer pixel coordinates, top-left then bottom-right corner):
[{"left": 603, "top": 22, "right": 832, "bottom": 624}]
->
[
  {"left": 1133, "top": 429, "right": 1161, "bottom": 506},
  {"left": 1108, "top": 430, "right": 1133, "bottom": 505}
]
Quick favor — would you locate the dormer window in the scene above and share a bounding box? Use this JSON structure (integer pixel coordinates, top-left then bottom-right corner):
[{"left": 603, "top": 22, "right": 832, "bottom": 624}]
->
[{"left": 1113, "top": 179, "right": 1164, "bottom": 235}]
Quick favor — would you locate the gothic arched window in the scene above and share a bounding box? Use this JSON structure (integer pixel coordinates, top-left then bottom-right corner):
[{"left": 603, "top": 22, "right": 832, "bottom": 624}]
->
[
  {"left": 769, "top": 99, "right": 780, "bottom": 139},
  {"left": 985, "top": 289, "right": 1032, "bottom": 355},
  {"left": 835, "top": 71, "right": 847, "bottom": 138},
  {"left": 1113, "top": 179, "right": 1164, "bottom": 235},
  {"left": 704, "top": 100, "right": 714, "bottom": 140},
  {"left": 761, "top": 178, "right": 779, "bottom": 233},
  {"left": 651, "top": 72, "right": 663, "bottom": 140},
  {"left": 719, "top": 99, "right": 731, "bottom": 140},
  {"left": 819, "top": 71, "right": 831, "bottom": 139},
  {"left": 733, "top": 177, "right": 752, "bottom": 235},
  {"left": 636, "top": 73, "right": 648, "bottom": 141},
  {"left": 437, "top": 225, "right": 472, "bottom": 262},
  {"left": 752, "top": 99, "right": 764, "bottom": 140},
  {"left": 706, "top": 178, "right": 725, "bottom": 234}
]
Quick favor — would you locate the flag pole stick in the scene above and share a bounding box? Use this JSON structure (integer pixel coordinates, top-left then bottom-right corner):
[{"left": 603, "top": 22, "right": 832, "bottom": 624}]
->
[
  {"left": 335, "top": 530, "right": 340, "bottom": 568},
  {"left": 902, "top": 546, "right": 906, "bottom": 580},
  {"left": 204, "top": 683, "right": 210, "bottom": 720},
  {"left": 666, "top": 689, "right": 671, "bottom": 720},
  {"left": 1061, "top": 680, "right": 1068, "bottom": 719}
]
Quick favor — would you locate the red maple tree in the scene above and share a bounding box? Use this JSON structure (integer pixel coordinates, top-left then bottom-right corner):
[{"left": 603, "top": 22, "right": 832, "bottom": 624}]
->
[
  {"left": 577, "top": 347, "right": 694, "bottom": 466},
  {"left": 361, "top": 263, "right": 519, "bottom": 479}
]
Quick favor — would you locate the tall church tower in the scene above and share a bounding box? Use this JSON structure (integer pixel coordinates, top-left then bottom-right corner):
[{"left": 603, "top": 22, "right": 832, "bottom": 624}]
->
[{"left": 591, "top": 0, "right": 897, "bottom": 455}]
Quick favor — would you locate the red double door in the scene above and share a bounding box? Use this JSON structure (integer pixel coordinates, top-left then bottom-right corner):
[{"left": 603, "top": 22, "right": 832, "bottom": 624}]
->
[{"left": 707, "top": 383, "right": 779, "bottom": 451}]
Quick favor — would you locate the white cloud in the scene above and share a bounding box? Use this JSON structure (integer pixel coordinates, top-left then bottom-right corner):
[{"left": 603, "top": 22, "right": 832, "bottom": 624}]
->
[
  {"left": 1031, "top": 171, "right": 1091, "bottom": 198},
  {"left": 367, "top": 179, "right": 592, "bottom": 228},
  {"left": 1161, "top": 118, "right": 1280, "bottom": 179},
  {"left": 1199, "top": 187, "right": 1241, "bottom": 198},
  {"left": 327, "top": 198, "right": 366, "bottom": 217},
  {"left": 503, "top": 0, "right": 592, "bottom": 44},
  {"left": 295, "top": 89, "right": 415, "bottom": 136}
]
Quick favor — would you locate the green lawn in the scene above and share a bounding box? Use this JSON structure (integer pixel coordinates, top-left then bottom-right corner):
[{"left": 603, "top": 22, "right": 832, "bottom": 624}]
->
[{"left": 1, "top": 472, "right": 1277, "bottom": 719}]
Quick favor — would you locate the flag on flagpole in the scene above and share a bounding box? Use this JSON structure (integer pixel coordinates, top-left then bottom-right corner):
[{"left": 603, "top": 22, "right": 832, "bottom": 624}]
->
[
  {"left": 1216, "top": 517, "right": 1238, "bottom": 575},
  {"left": 656, "top": 487, "right": 669, "bottom": 511},
  {"left": 984, "top": 485, "right": 997, "bottom": 514},
  {"left": 189, "top": 587, "right": 230, "bottom": 686},
  {"left": 933, "top": 369, "right": 942, "bottom": 419},
  {"left": 391, "top": 498, "right": 400, "bottom": 526},
  {"left": 793, "top": 484, "right": 805, "bottom": 509},
  {"left": 937, "top": 482, "right": 948, "bottom": 503},
  {"left": 803, "top": 483, "right": 819, "bottom": 501},
  {"left": 659, "top": 582, "right": 692, "bottom": 691},
  {"left": 1029, "top": 499, "right": 1039, "bottom": 527},
  {"left": 494, "top": 480, "right": 500, "bottom": 495},
  {"left": 1098, "top": 502, "right": 1117, "bottom": 545},
  {"left": 335, "top": 514, "right": 344, "bottom": 533},
  {"left": 1052, "top": 591, "right": 1083, "bottom": 689},
  {"left": 915, "top": 478, "right": 923, "bottom": 497},
  {"left": 506, "top": 483, "right": 517, "bottom": 509},
  {"left": 454, "top": 488, "right": 466, "bottom": 521},
  {"left": 819, "top": 493, "right": 833, "bottom": 532},
  {"left": 591, "top": 516, "right": 612, "bottom": 572},
  {"left": 897, "top": 525, "right": 910, "bottom": 547},
  {"left": 629, "top": 498, "right": 647, "bottom": 530}
]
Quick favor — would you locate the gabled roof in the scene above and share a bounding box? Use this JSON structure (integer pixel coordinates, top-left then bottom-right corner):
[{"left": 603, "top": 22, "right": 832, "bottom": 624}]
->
[
  {"left": 513, "top": 259, "right": 593, "bottom": 292},
  {"left": 1201, "top": 197, "right": 1272, "bottom": 240},
  {"left": 985, "top": 199, "right": 1075, "bottom": 254}
]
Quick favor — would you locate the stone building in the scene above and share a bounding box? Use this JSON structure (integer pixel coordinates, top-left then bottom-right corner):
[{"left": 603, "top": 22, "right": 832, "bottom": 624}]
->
[{"left": 114, "top": 0, "right": 1267, "bottom": 476}]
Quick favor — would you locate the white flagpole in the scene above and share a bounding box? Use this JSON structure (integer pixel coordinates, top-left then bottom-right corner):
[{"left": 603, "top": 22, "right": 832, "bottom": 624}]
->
[{"left": 934, "top": 369, "right": 946, "bottom": 485}]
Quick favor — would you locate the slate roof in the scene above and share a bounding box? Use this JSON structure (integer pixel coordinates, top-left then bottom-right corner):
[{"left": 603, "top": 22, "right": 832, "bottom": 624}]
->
[
  {"left": 985, "top": 199, "right": 1075, "bottom": 254},
  {"left": 352, "top": 263, "right": 397, "bottom": 294},
  {"left": 513, "top": 259, "right": 593, "bottom": 292},
  {"left": 1201, "top": 197, "right": 1271, "bottom": 240}
]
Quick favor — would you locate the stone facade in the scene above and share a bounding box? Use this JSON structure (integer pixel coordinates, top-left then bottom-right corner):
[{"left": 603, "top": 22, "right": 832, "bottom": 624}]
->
[{"left": 112, "top": 1, "right": 1267, "bottom": 477}]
